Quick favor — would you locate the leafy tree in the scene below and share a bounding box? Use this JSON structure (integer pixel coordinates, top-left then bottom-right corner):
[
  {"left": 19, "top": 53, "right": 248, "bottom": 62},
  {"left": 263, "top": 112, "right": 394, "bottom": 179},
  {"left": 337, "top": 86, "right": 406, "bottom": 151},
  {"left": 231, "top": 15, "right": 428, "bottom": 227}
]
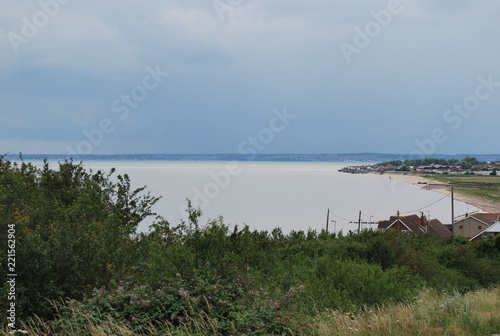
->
[{"left": 0, "top": 156, "right": 160, "bottom": 320}]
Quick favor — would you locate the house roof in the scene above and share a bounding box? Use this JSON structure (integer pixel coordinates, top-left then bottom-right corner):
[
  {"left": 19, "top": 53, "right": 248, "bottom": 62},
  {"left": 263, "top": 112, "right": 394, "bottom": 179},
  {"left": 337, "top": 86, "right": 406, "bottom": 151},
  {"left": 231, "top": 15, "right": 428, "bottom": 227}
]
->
[
  {"left": 382, "top": 214, "right": 425, "bottom": 233},
  {"left": 378, "top": 219, "right": 393, "bottom": 230},
  {"left": 428, "top": 218, "right": 452, "bottom": 238},
  {"left": 457, "top": 213, "right": 500, "bottom": 226},
  {"left": 472, "top": 213, "right": 500, "bottom": 225},
  {"left": 378, "top": 214, "right": 452, "bottom": 238},
  {"left": 482, "top": 221, "right": 500, "bottom": 233}
]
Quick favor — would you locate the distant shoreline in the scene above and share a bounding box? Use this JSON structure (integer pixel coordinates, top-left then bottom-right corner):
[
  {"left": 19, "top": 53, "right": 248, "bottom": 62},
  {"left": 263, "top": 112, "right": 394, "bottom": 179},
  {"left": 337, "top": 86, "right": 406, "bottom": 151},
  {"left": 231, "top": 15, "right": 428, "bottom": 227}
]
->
[
  {"left": 372, "top": 172, "right": 499, "bottom": 213},
  {"left": 5, "top": 153, "right": 500, "bottom": 163}
]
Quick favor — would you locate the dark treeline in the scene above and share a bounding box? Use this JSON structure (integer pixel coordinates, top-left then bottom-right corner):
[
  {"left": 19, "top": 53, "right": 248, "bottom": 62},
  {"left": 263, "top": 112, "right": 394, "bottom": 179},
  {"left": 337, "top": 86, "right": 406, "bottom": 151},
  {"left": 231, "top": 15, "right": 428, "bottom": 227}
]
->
[
  {"left": 379, "top": 156, "right": 484, "bottom": 169},
  {"left": 1, "top": 157, "right": 499, "bottom": 335}
]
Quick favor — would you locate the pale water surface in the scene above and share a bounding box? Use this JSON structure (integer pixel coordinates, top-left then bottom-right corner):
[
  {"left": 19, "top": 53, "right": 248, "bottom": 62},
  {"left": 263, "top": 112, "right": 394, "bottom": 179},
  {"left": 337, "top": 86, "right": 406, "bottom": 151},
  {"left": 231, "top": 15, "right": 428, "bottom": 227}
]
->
[{"left": 81, "top": 161, "right": 480, "bottom": 233}]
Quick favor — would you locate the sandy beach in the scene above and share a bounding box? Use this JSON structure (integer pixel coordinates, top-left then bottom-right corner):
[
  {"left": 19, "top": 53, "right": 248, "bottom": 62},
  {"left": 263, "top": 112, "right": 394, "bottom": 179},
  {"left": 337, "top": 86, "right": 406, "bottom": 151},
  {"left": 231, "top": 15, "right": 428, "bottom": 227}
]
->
[{"left": 371, "top": 173, "right": 500, "bottom": 213}]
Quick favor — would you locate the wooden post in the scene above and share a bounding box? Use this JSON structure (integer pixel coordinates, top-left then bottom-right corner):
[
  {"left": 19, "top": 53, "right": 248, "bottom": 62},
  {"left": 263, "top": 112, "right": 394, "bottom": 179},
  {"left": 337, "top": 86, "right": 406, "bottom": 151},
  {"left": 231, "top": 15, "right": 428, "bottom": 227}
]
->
[
  {"left": 358, "top": 210, "right": 362, "bottom": 234},
  {"left": 326, "top": 209, "right": 330, "bottom": 232},
  {"left": 451, "top": 187, "right": 455, "bottom": 238}
]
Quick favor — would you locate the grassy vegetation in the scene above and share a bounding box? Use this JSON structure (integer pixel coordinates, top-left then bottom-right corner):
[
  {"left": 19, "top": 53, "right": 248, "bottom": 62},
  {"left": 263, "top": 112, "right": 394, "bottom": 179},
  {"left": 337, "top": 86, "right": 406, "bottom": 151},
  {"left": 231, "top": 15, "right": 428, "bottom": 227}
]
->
[
  {"left": 2, "top": 287, "right": 499, "bottom": 335},
  {"left": 425, "top": 174, "right": 500, "bottom": 203},
  {"left": 316, "top": 286, "right": 500, "bottom": 336},
  {"left": 1, "top": 158, "right": 500, "bottom": 335}
]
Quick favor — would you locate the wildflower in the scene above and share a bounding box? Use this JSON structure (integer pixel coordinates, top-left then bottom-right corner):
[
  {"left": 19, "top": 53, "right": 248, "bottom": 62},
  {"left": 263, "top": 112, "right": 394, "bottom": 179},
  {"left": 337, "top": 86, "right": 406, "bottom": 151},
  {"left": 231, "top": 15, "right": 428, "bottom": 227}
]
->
[{"left": 179, "top": 288, "right": 189, "bottom": 299}]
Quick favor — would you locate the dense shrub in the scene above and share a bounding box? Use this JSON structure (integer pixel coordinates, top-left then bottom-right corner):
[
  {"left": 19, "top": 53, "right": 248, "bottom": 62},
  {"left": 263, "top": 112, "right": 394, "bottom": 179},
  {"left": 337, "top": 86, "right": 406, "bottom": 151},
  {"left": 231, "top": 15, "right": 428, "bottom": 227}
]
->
[
  {"left": 0, "top": 157, "right": 159, "bottom": 320},
  {"left": 304, "top": 259, "right": 416, "bottom": 312},
  {"left": 54, "top": 268, "right": 307, "bottom": 335}
]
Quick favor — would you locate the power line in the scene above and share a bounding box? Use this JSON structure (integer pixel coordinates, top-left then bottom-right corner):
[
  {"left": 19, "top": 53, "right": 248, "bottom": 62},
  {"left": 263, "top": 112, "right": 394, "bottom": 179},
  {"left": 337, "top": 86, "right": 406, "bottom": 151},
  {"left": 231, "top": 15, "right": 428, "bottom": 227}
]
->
[
  {"left": 329, "top": 191, "right": 451, "bottom": 227},
  {"left": 328, "top": 210, "right": 352, "bottom": 223},
  {"left": 399, "top": 194, "right": 449, "bottom": 215}
]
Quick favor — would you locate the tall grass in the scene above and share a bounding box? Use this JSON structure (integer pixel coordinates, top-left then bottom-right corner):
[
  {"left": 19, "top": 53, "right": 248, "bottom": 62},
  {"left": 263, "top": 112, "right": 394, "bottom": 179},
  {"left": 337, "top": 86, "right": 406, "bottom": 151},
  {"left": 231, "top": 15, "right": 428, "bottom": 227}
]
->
[
  {"left": 316, "top": 286, "right": 500, "bottom": 336},
  {"left": 3, "top": 287, "right": 499, "bottom": 335},
  {"left": 2, "top": 311, "right": 222, "bottom": 336}
]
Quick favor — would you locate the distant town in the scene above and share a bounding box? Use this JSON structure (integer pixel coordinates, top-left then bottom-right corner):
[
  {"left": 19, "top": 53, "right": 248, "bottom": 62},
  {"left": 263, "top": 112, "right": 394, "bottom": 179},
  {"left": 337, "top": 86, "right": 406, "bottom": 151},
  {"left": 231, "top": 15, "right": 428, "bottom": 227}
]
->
[{"left": 339, "top": 156, "right": 500, "bottom": 175}]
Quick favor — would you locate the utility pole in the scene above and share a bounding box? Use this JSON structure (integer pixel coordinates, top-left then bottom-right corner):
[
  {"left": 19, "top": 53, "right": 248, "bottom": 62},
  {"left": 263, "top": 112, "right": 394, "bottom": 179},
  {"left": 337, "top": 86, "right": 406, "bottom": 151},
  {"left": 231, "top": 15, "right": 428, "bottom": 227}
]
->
[
  {"left": 451, "top": 187, "right": 455, "bottom": 238},
  {"left": 425, "top": 183, "right": 455, "bottom": 238},
  {"left": 358, "top": 210, "right": 362, "bottom": 234},
  {"left": 326, "top": 209, "right": 330, "bottom": 232}
]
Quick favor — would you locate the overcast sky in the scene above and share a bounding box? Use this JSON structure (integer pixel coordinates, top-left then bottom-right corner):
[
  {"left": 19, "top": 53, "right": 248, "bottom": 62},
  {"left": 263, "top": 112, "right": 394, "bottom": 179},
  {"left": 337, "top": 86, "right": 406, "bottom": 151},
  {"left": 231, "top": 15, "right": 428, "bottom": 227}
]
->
[{"left": 1, "top": 0, "right": 499, "bottom": 155}]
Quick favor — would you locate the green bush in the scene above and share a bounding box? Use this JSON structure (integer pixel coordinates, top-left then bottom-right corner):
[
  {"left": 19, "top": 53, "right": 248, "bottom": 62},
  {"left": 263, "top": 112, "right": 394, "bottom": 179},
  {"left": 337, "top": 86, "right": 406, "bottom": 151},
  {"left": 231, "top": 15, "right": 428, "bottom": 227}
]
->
[
  {"left": 54, "top": 269, "right": 308, "bottom": 335},
  {"left": 440, "top": 244, "right": 500, "bottom": 287},
  {"left": 304, "top": 258, "right": 416, "bottom": 312},
  {"left": 0, "top": 157, "right": 159, "bottom": 320}
]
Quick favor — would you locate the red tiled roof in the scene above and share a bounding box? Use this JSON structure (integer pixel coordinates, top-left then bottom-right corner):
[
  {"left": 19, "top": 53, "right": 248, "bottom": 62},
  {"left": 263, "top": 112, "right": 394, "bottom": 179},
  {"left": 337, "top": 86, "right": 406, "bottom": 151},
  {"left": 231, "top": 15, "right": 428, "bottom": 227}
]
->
[
  {"left": 470, "top": 213, "right": 500, "bottom": 225},
  {"left": 380, "top": 214, "right": 425, "bottom": 233},
  {"left": 398, "top": 214, "right": 426, "bottom": 232}
]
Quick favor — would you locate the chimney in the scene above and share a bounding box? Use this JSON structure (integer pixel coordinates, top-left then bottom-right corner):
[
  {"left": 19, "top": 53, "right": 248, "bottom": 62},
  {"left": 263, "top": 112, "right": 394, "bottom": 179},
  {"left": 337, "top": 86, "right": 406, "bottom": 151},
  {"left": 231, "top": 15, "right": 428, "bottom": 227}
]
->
[{"left": 420, "top": 212, "right": 428, "bottom": 233}]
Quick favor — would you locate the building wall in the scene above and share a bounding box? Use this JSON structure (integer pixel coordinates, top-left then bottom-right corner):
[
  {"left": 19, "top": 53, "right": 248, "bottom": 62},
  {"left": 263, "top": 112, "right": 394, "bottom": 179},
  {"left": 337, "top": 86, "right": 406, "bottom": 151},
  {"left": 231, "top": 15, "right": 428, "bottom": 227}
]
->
[
  {"left": 453, "top": 217, "right": 487, "bottom": 238},
  {"left": 389, "top": 221, "right": 410, "bottom": 232}
]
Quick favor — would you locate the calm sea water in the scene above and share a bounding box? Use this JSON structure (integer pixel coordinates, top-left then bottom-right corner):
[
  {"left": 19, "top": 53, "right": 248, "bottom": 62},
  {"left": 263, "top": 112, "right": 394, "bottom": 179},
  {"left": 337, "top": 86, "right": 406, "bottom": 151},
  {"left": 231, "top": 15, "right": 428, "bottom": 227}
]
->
[{"left": 79, "top": 161, "right": 479, "bottom": 233}]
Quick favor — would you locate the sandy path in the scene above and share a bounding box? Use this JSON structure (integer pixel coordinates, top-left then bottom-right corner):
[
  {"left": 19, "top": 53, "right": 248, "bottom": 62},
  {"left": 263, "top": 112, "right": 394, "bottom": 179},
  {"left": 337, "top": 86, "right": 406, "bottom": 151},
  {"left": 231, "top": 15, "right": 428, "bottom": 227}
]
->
[{"left": 370, "top": 173, "right": 500, "bottom": 213}]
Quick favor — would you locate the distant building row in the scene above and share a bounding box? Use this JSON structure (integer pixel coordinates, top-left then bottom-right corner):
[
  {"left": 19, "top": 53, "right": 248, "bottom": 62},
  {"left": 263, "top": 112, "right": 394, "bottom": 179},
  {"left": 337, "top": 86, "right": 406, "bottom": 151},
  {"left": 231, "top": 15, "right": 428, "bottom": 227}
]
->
[
  {"left": 377, "top": 212, "right": 500, "bottom": 242},
  {"left": 340, "top": 162, "right": 500, "bottom": 175}
]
